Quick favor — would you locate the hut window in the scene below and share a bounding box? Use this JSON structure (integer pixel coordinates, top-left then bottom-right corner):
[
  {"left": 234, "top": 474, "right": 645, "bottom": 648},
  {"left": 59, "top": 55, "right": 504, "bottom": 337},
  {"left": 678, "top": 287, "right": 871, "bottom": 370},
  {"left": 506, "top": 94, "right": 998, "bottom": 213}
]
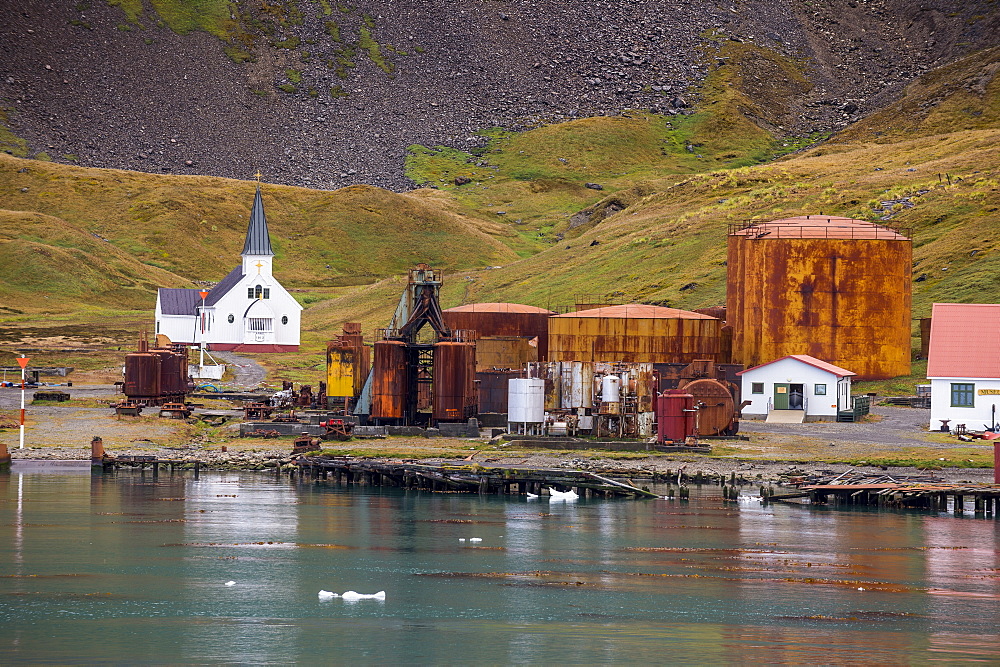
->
[
  {"left": 281, "top": 315, "right": 288, "bottom": 325},
  {"left": 814, "top": 384, "right": 827, "bottom": 396},
  {"left": 951, "top": 383, "right": 975, "bottom": 407},
  {"left": 751, "top": 383, "right": 763, "bottom": 394}
]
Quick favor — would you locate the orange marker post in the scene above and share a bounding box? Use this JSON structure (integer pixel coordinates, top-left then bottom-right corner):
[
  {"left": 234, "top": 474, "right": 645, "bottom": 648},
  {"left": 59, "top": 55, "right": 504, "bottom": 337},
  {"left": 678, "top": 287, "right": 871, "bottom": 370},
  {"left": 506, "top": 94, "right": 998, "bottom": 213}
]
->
[{"left": 16, "top": 355, "right": 29, "bottom": 449}]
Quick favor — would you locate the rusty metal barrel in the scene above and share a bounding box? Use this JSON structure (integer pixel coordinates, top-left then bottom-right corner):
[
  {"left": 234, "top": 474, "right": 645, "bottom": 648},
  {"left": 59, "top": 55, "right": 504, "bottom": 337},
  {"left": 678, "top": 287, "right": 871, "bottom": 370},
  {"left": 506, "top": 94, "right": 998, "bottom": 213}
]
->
[
  {"left": 372, "top": 340, "right": 408, "bottom": 420},
  {"left": 432, "top": 341, "right": 477, "bottom": 422},
  {"left": 656, "top": 391, "right": 696, "bottom": 443}
]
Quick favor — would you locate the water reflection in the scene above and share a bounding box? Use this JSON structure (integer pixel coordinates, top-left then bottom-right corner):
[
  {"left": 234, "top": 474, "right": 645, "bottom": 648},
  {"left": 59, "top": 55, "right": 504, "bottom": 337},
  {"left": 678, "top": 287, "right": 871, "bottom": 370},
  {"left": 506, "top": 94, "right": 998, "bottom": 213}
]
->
[{"left": 2, "top": 470, "right": 1000, "bottom": 663}]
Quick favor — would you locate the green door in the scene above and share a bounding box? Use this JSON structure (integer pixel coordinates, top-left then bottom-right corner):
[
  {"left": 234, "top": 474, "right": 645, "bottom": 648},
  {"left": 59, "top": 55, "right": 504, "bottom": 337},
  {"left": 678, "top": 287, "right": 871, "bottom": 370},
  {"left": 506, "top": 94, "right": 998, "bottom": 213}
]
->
[{"left": 774, "top": 383, "right": 790, "bottom": 410}]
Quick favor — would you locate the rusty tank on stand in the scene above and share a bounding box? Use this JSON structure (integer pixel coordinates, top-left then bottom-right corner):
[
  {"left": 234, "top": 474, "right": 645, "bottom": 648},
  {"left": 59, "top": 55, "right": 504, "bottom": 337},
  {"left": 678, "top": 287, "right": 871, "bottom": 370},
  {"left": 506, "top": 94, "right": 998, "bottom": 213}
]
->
[
  {"left": 371, "top": 339, "right": 408, "bottom": 421},
  {"left": 727, "top": 216, "right": 912, "bottom": 380},
  {"left": 123, "top": 337, "right": 192, "bottom": 405}
]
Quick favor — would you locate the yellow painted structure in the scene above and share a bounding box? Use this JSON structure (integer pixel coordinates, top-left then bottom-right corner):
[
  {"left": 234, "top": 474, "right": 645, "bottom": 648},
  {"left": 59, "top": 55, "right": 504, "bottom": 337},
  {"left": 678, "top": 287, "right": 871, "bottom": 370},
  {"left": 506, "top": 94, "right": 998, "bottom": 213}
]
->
[
  {"left": 326, "top": 326, "right": 370, "bottom": 399},
  {"left": 548, "top": 304, "right": 721, "bottom": 363},
  {"left": 474, "top": 337, "right": 538, "bottom": 371},
  {"left": 726, "top": 216, "right": 912, "bottom": 380}
]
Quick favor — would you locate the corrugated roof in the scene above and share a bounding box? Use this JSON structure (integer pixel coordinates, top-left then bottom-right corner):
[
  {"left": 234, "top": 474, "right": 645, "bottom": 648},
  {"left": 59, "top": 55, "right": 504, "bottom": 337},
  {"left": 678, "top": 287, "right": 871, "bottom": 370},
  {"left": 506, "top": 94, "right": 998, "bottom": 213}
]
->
[
  {"left": 205, "top": 265, "right": 244, "bottom": 306},
  {"left": 241, "top": 187, "right": 274, "bottom": 256},
  {"left": 737, "top": 354, "right": 857, "bottom": 377},
  {"left": 158, "top": 288, "right": 202, "bottom": 316},
  {"left": 444, "top": 302, "right": 554, "bottom": 314},
  {"left": 731, "top": 216, "right": 908, "bottom": 240},
  {"left": 927, "top": 303, "right": 1000, "bottom": 378},
  {"left": 553, "top": 304, "right": 717, "bottom": 319}
]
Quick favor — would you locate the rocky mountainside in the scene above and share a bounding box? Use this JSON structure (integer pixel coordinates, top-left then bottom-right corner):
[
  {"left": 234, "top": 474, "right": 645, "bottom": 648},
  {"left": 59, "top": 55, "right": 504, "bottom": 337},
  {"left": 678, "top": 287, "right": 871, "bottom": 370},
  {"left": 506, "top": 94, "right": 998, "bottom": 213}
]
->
[{"left": 2, "top": 0, "right": 997, "bottom": 191}]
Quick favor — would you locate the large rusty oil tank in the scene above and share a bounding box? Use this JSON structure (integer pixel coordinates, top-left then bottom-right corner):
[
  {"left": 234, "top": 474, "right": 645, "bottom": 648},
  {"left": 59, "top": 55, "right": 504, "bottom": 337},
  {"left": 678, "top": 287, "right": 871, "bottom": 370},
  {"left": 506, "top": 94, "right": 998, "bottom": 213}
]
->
[
  {"left": 680, "top": 378, "right": 738, "bottom": 436},
  {"left": 371, "top": 339, "right": 408, "bottom": 421},
  {"left": 443, "top": 302, "right": 554, "bottom": 369},
  {"left": 326, "top": 323, "right": 370, "bottom": 400},
  {"left": 727, "top": 216, "right": 912, "bottom": 380},
  {"left": 548, "top": 304, "right": 721, "bottom": 364},
  {"left": 432, "top": 341, "right": 477, "bottom": 422},
  {"left": 153, "top": 347, "right": 189, "bottom": 399}
]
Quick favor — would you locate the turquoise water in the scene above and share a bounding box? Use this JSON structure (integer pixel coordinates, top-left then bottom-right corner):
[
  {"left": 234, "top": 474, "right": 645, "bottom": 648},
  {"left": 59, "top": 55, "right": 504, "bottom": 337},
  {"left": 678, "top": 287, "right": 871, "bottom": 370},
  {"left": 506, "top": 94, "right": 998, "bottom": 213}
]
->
[{"left": 2, "top": 464, "right": 1000, "bottom": 664}]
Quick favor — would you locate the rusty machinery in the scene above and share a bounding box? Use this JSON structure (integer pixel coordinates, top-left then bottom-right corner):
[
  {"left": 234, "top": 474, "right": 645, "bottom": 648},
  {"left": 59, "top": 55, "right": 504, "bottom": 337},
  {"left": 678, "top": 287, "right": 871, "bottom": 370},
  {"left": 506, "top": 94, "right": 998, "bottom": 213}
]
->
[
  {"left": 326, "top": 323, "right": 370, "bottom": 414},
  {"left": 121, "top": 336, "right": 194, "bottom": 407},
  {"left": 654, "top": 359, "right": 744, "bottom": 437},
  {"left": 354, "top": 264, "right": 477, "bottom": 426}
]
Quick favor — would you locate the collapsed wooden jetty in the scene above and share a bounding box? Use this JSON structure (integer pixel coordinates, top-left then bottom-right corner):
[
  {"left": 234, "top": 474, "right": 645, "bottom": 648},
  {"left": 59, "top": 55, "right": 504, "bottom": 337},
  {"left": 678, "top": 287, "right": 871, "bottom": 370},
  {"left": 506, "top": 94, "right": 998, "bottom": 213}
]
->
[
  {"left": 769, "top": 471, "right": 1000, "bottom": 515},
  {"left": 294, "top": 456, "right": 659, "bottom": 498}
]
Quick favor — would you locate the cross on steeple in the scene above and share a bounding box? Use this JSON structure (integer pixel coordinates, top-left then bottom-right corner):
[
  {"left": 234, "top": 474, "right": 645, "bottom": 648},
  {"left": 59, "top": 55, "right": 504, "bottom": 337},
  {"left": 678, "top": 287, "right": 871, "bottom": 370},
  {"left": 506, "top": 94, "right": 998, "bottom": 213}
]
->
[{"left": 254, "top": 170, "right": 263, "bottom": 183}]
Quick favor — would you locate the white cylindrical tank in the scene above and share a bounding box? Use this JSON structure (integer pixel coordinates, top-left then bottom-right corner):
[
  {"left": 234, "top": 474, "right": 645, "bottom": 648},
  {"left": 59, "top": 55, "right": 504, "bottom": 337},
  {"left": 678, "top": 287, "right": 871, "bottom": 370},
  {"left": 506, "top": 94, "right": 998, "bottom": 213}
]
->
[
  {"left": 560, "top": 362, "right": 594, "bottom": 410},
  {"left": 602, "top": 375, "right": 621, "bottom": 403},
  {"left": 508, "top": 378, "right": 545, "bottom": 423}
]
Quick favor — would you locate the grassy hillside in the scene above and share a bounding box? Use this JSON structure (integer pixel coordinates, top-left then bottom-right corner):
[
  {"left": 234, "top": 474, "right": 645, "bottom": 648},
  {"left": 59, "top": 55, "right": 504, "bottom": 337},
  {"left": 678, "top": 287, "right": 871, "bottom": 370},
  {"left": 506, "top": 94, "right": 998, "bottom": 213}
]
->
[{"left": 0, "top": 154, "right": 520, "bottom": 306}]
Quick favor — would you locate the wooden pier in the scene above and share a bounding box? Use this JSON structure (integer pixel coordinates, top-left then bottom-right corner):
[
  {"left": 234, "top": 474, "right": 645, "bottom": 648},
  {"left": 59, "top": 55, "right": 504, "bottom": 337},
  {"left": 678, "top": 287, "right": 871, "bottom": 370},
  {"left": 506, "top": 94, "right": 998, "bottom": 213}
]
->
[
  {"left": 99, "top": 455, "right": 202, "bottom": 479},
  {"left": 768, "top": 475, "right": 1000, "bottom": 515},
  {"left": 293, "top": 456, "right": 659, "bottom": 498}
]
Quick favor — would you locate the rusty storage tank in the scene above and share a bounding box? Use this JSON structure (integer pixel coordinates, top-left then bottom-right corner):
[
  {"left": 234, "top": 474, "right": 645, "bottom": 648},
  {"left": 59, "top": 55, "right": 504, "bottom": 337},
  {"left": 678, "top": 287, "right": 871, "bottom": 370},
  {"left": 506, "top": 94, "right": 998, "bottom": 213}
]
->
[
  {"left": 443, "top": 303, "right": 554, "bottom": 368},
  {"left": 433, "top": 341, "right": 477, "bottom": 422},
  {"left": 326, "top": 323, "right": 371, "bottom": 399},
  {"left": 656, "top": 391, "right": 696, "bottom": 443},
  {"left": 477, "top": 368, "right": 525, "bottom": 415},
  {"left": 371, "top": 339, "right": 408, "bottom": 421},
  {"left": 153, "top": 347, "right": 189, "bottom": 399},
  {"left": 727, "top": 216, "right": 912, "bottom": 380},
  {"left": 124, "top": 349, "right": 161, "bottom": 401},
  {"left": 682, "top": 378, "right": 738, "bottom": 436},
  {"left": 548, "top": 304, "right": 721, "bottom": 364}
]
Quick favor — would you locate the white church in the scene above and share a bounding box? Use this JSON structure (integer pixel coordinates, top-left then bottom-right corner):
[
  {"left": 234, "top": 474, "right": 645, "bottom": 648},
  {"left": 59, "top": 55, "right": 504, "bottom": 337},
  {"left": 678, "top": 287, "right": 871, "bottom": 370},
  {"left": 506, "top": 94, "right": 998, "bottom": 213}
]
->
[{"left": 154, "top": 186, "right": 302, "bottom": 352}]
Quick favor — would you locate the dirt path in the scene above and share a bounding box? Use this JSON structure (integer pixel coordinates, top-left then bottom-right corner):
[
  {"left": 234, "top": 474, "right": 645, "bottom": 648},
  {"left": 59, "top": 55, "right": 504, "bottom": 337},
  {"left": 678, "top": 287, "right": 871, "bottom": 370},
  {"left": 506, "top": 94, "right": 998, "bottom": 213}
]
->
[{"left": 211, "top": 351, "right": 267, "bottom": 389}]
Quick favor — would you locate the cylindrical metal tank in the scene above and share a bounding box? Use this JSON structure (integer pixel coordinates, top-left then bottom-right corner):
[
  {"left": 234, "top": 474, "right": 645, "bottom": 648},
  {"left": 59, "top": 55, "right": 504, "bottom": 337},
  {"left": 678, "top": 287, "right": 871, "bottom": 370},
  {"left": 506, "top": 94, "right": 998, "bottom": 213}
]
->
[
  {"left": 477, "top": 369, "right": 525, "bottom": 414},
  {"left": 656, "top": 391, "right": 696, "bottom": 443},
  {"left": 443, "top": 303, "right": 554, "bottom": 364},
  {"left": 508, "top": 378, "right": 545, "bottom": 424},
  {"left": 548, "top": 304, "right": 721, "bottom": 364},
  {"left": 433, "top": 341, "right": 477, "bottom": 421},
  {"left": 559, "top": 361, "right": 594, "bottom": 410},
  {"left": 727, "top": 216, "right": 912, "bottom": 380},
  {"left": 124, "top": 352, "right": 160, "bottom": 400},
  {"left": 153, "top": 348, "right": 187, "bottom": 398},
  {"left": 372, "top": 340, "right": 408, "bottom": 420},
  {"left": 681, "top": 378, "right": 738, "bottom": 436},
  {"left": 602, "top": 375, "right": 621, "bottom": 403}
]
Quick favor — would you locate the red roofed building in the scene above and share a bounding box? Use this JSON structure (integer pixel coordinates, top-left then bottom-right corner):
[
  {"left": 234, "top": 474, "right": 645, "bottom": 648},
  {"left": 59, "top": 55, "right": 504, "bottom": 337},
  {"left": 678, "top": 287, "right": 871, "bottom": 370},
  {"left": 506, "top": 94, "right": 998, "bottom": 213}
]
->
[{"left": 927, "top": 303, "right": 1000, "bottom": 432}]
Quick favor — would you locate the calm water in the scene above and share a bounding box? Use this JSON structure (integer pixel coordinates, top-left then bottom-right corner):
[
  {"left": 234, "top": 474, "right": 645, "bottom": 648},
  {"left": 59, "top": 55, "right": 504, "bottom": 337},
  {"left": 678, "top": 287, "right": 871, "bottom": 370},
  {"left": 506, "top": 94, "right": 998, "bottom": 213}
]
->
[{"left": 2, "top": 464, "right": 1000, "bottom": 664}]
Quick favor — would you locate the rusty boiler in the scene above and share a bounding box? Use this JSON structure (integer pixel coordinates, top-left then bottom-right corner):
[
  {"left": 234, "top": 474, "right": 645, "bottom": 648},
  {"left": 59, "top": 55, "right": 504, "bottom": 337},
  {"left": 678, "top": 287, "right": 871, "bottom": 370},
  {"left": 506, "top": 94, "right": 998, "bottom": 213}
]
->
[
  {"left": 124, "top": 342, "right": 161, "bottom": 401},
  {"left": 727, "top": 216, "right": 912, "bottom": 380},
  {"left": 432, "top": 341, "right": 477, "bottom": 422},
  {"left": 371, "top": 339, "right": 408, "bottom": 421}
]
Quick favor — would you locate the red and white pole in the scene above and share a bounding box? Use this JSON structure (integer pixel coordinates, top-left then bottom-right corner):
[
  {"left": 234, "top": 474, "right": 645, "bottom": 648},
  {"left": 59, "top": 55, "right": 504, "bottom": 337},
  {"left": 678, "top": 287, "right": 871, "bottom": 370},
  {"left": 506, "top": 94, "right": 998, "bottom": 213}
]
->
[{"left": 16, "top": 355, "right": 29, "bottom": 449}]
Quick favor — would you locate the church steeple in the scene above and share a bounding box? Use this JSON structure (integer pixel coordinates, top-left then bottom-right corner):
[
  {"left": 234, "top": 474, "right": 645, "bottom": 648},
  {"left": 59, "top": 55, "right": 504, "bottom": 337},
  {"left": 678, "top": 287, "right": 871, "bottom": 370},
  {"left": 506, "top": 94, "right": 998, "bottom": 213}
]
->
[{"left": 241, "top": 186, "right": 274, "bottom": 257}]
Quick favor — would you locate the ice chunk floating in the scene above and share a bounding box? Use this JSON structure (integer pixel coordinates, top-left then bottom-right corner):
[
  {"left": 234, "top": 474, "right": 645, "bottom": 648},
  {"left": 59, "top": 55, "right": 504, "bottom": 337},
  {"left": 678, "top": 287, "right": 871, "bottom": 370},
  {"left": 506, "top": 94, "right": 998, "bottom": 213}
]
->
[
  {"left": 319, "top": 590, "right": 386, "bottom": 601},
  {"left": 548, "top": 487, "right": 579, "bottom": 501}
]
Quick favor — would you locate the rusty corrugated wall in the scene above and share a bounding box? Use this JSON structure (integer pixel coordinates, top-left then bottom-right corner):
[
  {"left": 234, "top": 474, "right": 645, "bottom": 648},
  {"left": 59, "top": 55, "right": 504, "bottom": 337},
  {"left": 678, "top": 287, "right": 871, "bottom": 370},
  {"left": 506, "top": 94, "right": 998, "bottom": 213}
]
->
[
  {"left": 432, "top": 341, "right": 477, "bottom": 421},
  {"left": 443, "top": 308, "right": 552, "bottom": 362},
  {"left": 473, "top": 337, "right": 538, "bottom": 372},
  {"left": 372, "top": 340, "right": 408, "bottom": 420},
  {"left": 726, "top": 233, "right": 912, "bottom": 380},
  {"left": 547, "top": 316, "right": 721, "bottom": 363}
]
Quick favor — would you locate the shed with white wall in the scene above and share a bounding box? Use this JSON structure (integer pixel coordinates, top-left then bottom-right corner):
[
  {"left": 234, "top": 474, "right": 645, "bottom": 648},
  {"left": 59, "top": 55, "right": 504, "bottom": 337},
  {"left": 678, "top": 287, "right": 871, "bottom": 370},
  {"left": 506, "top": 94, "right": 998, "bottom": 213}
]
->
[{"left": 738, "top": 354, "right": 855, "bottom": 421}]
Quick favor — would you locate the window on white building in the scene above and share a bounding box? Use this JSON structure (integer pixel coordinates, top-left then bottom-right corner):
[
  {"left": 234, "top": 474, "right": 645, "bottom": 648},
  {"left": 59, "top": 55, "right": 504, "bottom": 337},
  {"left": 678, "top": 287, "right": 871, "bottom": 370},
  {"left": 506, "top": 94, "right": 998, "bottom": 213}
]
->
[
  {"left": 751, "top": 383, "right": 763, "bottom": 394},
  {"left": 247, "top": 318, "right": 273, "bottom": 332},
  {"left": 815, "top": 384, "right": 827, "bottom": 396},
  {"left": 951, "top": 383, "right": 975, "bottom": 407}
]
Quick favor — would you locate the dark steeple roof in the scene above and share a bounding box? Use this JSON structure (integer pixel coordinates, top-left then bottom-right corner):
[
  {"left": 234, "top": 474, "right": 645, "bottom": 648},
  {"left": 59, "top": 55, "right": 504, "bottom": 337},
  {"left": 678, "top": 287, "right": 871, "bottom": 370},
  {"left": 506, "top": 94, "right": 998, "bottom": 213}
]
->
[{"left": 241, "top": 186, "right": 274, "bottom": 257}]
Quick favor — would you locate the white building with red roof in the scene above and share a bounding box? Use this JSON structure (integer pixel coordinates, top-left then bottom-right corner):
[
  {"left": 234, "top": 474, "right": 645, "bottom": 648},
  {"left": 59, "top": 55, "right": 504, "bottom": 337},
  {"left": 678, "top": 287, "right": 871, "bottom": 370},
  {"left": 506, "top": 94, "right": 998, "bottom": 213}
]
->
[
  {"left": 927, "top": 303, "right": 1000, "bottom": 432},
  {"left": 737, "top": 354, "right": 856, "bottom": 422}
]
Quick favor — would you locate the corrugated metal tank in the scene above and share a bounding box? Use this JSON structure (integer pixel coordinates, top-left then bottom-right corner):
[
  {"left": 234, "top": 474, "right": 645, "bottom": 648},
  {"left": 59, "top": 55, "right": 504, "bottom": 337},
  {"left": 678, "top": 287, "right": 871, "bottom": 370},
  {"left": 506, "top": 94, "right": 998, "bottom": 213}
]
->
[
  {"left": 727, "top": 216, "right": 912, "bottom": 380},
  {"left": 372, "top": 340, "right": 408, "bottom": 420},
  {"left": 477, "top": 369, "right": 525, "bottom": 414},
  {"left": 443, "top": 303, "right": 554, "bottom": 368},
  {"left": 547, "top": 304, "right": 721, "bottom": 363},
  {"left": 432, "top": 342, "right": 477, "bottom": 421}
]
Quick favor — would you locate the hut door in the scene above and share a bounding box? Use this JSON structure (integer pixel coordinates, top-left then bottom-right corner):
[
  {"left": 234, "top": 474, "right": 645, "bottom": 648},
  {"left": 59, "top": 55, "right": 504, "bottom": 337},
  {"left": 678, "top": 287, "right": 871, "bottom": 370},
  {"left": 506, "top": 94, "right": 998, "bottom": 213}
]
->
[{"left": 773, "top": 384, "right": 790, "bottom": 410}]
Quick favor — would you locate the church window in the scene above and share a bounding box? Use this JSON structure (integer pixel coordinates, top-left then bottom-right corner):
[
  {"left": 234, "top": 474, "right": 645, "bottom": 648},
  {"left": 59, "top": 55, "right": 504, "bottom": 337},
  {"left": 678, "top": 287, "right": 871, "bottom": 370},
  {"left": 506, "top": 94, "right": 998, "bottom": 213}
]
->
[
  {"left": 228, "top": 314, "right": 235, "bottom": 324},
  {"left": 281, "top": 315, "right": 288, "bottom": 325},
  {"left": 263, "top": 288, "right": 270, "bottom": 299},
  {"left": 247, "top": 287, "right": 254, "bottom": 299},
  {"left": 254, "top": 285, "right": 263, "bottom": 299},
  {"left": 248, "top": 318, "right": 273, "bottom": 332}
]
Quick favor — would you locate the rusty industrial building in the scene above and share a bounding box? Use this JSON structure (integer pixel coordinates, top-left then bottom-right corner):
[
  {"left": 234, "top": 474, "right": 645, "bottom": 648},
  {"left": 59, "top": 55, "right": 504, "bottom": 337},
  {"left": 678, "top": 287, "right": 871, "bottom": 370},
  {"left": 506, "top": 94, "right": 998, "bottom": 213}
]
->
[
  {"left": 726, "top": 216, "right": 912, "bottom": 381},
  {"left": 442, "top": 302, "right": 554, "bottom": 371},
  {"left": 547, "top": 304, "right": 722, "bottom": 364}
]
